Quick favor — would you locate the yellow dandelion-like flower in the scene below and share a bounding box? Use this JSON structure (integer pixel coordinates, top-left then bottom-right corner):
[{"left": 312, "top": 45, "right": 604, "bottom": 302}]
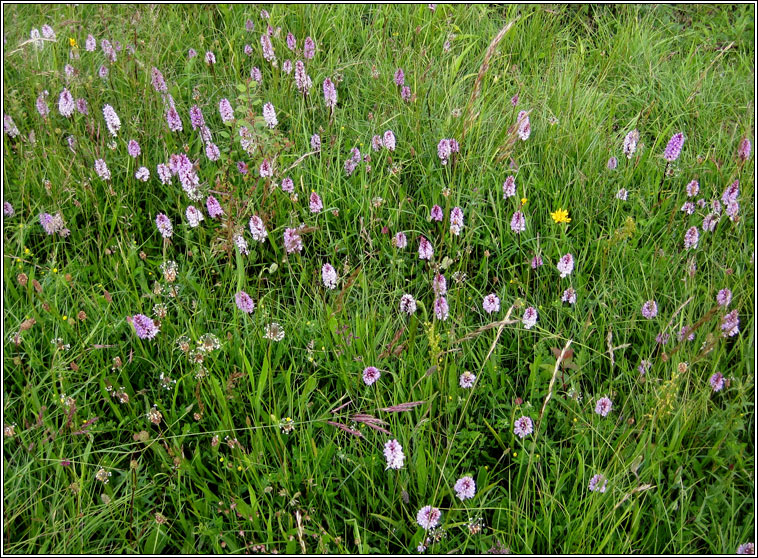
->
[
  {"left": 550, "top": 208, "right": 571, "bottom": 224},
  {"left": 69, "top": 37, "right": 78, "bottom": 48},
  {"left": 521, "top": 197, "right": 528, "bottom": 205}
]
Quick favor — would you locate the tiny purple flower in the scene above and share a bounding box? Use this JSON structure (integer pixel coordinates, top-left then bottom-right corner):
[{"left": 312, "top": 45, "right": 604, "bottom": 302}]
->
[
  {"left": 323, "top": 78, "right": 337, "bottom": 109},
  {"left": 394, "top": 68, "right": 404, "bottom": 86},
  {"left": 94, "top": 158, "right": 111, "bottom": 181},
  {"left": 127, "top": 139, "right": 141, "bottom": 158},
  {"left": 683, "top": 226, "right": 699, "bottom": 250},
  {"left": 588, "top": 474, "right": 608, "bottom": 493},
  {"left": 737, "top": 138, "right": 751, "bottom": 162},
  {"left": 454, "top": 476, "right": 476, "bottom": 501},
  {"left": 303, "top": 37, "right": 315, "bottom": 59},
  {"left": 322, "top": 263, "right": 337, "bottom": 290},
  {"left": 383, "top": 130, "right": 396, "bottom": 151},
  {"left": 259, "top": 159, "right": 273, "bottom": 178},
  {"left": 503, "top": 175, "right": 516, "bottom": 199},
  {"left": 283, "top": 227, "right": 303, "bottom": 254},
  {"left": 281, "top": 177, "right": 294, "bottom": 193},
  {"left": 132, "top": 314, "right": 159, "bottom": 340},
  {"left": 716, "top": 288, "right": 732, "bottom": 307},
  {"left": 309, "top": 192, "right": 323, "bottom": 213},
  {"left": 219, "top": 98, "right": 234, "bottom": 123},
  {"left": 205, "top": 142, "right": 220, "bottom": 161},
  {"left": 382, "top": 439, "right": 405, "bottom": 470},
  {"left": 562, "top": 288, "right": 577, "bottom": 305},
  {"left": 249, "top": 215, "right": 268, "bottom": 242},
  {"left": 418, "top": 236, "right": 433, "bottom": 260},
  {"left": 459, "top": 371, "right": 476, "bottom": 388},
  {"left": 185, "top": 205, "right": 204, "bottom": 227},
  {"left": 206, "top": 195, "right": 224, "bottom": 218},
  {"left": 709, "top": 372, "right": 724, "bottom": 392},
  {"left": 155, "top": 214, "right": 172, "bottom": 238},
  {"left": 595, "top": 397, "right": 612, "bottom": 417},
  {"left": 641, "top": 300, "right": 658, "bottom": 319},
  {"left": 450, "top": 206, "right": 464, "bottom": 236},
  {"left": 721, "top": 309, "right": 739, "bottom": 337},
  {"left": 510, "top": 211, "right": 526, "bottom": 233},
  {"left": 623, "top": 129, "right": 640, "bottom": 159},
  {"left": 557, "top": 253, "right": 574, "bottom": 278},
  {"left": 522, "top": 306, "right": 538, "bottom": 330},
  {"left": 135, "top": 167, "right": 149, "bottom": 182},
  {"left": 483, "top": 293, "right": 500, "bottom": 314},
  {"left": 685, "top": 180, "right": 699, "bottom": 197},
  {"left": 399, "top": 294, "right": 417, "bottom": 315},
  {"left": 416, "top": 506, "right": 441, "bottom": 530},
  {"left": 513, "top": 415, "right": 533, "bottom": 438},
  {"left": 362, "top": 366, "right": 380, "bottom": 386},
  {"left": 263, "top": 102, "right": 277, "bottom": 128},
  {"left": 58, "top": 88, "right": 74, "bottom": 117},
  {"left": 434, "top": 296, "right": 449, "bottom": 321},
  {"left": 663, "top": 132, "right": 684, "bottom": 162}
]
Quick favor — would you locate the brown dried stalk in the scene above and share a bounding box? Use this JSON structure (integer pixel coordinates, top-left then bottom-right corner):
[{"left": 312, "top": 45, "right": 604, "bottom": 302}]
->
[
  {"left": 330, "top": 399, "right": 352, "bottom": 414},
  {"left": 662, "top": 304, "right": 720, "bottom": 362},
  {"left": 451, "top": 304, "right": 517, "bottom": 345},
  {"left": 539, "top": 339, "right": 573, "bottom": 419},
  {"left": 462, "top": 18, "right": 518, "bottom": 142},
  {"left": 326, "top": 421, "right": 363, "bottom": 439},
  {"left": 333, "top": 266, "right": 361, "bottom": 314},
  {"left": 380, "top": 401, "right": 425, "bottom": 413}
]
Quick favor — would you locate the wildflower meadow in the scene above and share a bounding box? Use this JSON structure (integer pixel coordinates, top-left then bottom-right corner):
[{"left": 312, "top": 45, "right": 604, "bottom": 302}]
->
[{"left": 2, "top": 4, "right": 755, "bottom": 554}]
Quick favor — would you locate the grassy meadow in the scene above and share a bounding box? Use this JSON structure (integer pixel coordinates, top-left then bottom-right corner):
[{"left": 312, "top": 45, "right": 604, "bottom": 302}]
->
[{"left": 2, "top": 3, "right": 755, "bottom": 554}]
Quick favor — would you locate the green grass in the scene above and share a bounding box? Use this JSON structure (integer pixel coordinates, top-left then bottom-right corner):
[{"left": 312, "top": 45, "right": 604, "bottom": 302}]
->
[{"left": 2, "top": 4, "right": 754, "bottom": 554}]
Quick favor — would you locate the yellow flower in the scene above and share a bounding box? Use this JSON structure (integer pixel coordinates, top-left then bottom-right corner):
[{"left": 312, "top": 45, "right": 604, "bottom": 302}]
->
[
  {"left": 69, "top": 37, "right": 78, "bottom": 48},
  {"left": 550, "top": 208, "right": 571, "bottom": 224},
  {"left": 521, "top": 197, "right": 527, "bottom": 205},
  {"left": 62, "top": 316, "right": 68, "bottom": 321},
  {"left": 52, "top": 268, "right": 58, "bottom": 273}
]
